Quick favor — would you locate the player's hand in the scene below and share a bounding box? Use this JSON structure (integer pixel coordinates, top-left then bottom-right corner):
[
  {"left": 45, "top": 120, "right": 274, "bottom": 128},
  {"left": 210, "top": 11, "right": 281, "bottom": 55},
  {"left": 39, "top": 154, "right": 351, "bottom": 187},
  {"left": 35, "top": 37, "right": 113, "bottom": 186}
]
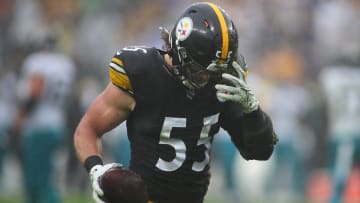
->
[
  {"left": 215, "top": 61, "right": 259, "bottom": 113},
  {"left": 92, "top": 190, "right": 106, "bottom": 203},
  {"left": 89, "top": 163, "right": 123, "bottom": 202}
]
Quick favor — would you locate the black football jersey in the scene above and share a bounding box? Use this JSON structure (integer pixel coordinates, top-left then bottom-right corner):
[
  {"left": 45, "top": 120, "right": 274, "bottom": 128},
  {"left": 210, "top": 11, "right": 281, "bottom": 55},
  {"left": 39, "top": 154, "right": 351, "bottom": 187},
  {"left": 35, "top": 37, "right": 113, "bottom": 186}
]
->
[{"left": 108, "top": 46, "right": 271, "bottom": 203}]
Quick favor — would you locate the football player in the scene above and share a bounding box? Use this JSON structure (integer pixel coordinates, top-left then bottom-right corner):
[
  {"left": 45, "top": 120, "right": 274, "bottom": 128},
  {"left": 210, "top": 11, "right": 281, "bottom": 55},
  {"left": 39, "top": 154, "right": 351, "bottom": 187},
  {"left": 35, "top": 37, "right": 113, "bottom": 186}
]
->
[
  {"left": 15, "top": 36, "right": 75, "bottom": 203},
  {"left": 74, "top": 2, "right": 277, "bottom": 203},
  {"left": 0, "top": 72, "right": 17, "bottom": 187},
  {"left": 319, "top": 65, "right": 360, "bottom": 203}
]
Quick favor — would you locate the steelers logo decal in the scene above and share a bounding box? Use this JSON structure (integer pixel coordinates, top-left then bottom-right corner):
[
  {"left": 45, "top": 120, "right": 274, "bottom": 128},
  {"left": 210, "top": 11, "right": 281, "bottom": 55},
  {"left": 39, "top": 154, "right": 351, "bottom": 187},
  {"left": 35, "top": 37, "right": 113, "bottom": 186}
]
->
[{"left": 176, "top": 17, "right": 193, "bottom": 41}]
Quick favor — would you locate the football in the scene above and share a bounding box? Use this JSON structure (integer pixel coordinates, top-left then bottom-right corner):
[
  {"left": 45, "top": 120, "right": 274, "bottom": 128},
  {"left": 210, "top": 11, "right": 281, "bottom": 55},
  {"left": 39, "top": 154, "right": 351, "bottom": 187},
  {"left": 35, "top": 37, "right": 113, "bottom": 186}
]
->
[{"left": 99, "top": 167, "right": 148, "bottom": 203}]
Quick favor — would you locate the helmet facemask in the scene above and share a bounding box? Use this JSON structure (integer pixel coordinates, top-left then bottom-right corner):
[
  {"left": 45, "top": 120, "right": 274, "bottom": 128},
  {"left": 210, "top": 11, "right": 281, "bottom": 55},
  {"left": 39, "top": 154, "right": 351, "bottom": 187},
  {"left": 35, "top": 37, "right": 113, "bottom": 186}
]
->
[
  {"left": 173, "top": 38, "right": 238, "bottom": 91},
  {"left": 175, "top": 42, "right": 212, "bottom": 90}
]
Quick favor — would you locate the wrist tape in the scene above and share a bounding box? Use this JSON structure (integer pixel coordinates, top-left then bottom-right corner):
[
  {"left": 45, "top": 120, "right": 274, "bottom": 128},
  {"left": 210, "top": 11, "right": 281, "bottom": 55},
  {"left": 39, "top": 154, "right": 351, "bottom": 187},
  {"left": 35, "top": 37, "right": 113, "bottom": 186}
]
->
[{"left": 84, "top": 155, "right": 103, "bottom": 173}]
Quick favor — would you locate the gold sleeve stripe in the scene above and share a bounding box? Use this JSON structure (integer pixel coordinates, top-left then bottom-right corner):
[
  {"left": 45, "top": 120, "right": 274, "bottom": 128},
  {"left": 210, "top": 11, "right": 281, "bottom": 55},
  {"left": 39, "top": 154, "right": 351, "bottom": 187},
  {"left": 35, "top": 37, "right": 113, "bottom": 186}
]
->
[
  {"left": 111, "top": 57, "right": 123, "bottom": 66},
  {"left": 110, "top": 62, "right": 126, "bottom": 74},
  {"left": 207, "top": 2, "right": 229, "bottom": 64},
  {"left": 109, "top": 68, "right": 133, "bottom": 93}
]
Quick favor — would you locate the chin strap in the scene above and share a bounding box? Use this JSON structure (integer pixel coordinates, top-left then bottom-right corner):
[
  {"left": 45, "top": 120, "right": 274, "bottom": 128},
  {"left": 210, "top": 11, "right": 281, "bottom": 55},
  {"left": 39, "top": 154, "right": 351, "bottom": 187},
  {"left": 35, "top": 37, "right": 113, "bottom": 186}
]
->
[{"left": 169, "top": 63, "right": 196, "bottom": 99}]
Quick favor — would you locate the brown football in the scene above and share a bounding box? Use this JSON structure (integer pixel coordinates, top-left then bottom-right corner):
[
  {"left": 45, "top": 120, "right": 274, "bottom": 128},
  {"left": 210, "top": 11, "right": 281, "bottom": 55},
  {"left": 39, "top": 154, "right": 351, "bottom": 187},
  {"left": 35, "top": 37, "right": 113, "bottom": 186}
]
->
[{"left": 99, "top": 167, "right": 148, "bottom": 203}]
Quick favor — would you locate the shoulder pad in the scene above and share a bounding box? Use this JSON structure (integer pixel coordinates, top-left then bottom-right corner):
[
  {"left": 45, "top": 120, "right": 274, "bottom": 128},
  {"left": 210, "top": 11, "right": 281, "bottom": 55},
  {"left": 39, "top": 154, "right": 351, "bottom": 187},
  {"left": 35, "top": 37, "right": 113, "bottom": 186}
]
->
[
  {"left": 108, "top": 51, "right": 133, "bottom": 95},
  {"left": 120, "top": 46, "right": 152, "bottom": 56}
]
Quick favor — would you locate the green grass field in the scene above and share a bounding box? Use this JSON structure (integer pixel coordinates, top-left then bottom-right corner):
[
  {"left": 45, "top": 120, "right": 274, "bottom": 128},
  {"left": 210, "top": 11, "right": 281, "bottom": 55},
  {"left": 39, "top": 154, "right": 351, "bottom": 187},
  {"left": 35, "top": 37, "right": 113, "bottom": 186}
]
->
[
  {"left": 0, "top": 188, "right": 308, "bottom": 203},
  {"left": 0, "top": 193, "right": 224, "bottom": 203},
  {"left": 0, "top": 193, "right": 308, "bottom": 203},
  {"left": 0, "top": 192, "right": 94, "bottom": 203}
]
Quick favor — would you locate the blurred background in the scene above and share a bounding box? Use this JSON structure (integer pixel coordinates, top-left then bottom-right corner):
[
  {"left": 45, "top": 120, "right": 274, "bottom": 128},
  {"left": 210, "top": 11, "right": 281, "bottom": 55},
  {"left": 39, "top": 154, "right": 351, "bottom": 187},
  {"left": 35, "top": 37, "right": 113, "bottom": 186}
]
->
[{"left": 0, "top": 0, "right": 359, "bottom": 203}]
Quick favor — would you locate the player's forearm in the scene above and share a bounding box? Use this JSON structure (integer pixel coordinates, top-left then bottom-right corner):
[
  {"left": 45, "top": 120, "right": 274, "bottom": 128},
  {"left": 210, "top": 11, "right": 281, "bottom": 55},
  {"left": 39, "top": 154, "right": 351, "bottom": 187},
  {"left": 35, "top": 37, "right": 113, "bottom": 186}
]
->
[
  {"left": 238, "top": 107, "right": 277, "bottom": 160},
  {"left": 224, "top": 107, "right": 277, "bottom": 160},
  {"left": 241, "top": 107, "right": 273, "bottom": 134},
  {"left": 73, "top": 118, "right": 103, "bottom": 165}
]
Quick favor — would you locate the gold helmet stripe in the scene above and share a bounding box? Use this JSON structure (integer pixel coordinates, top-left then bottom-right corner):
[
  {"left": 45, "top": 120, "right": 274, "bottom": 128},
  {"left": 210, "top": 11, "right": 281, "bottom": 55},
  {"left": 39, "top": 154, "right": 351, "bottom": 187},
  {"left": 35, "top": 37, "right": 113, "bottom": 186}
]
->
[{"left": 207, "top": 2, "right": 229, "bottom": 64}]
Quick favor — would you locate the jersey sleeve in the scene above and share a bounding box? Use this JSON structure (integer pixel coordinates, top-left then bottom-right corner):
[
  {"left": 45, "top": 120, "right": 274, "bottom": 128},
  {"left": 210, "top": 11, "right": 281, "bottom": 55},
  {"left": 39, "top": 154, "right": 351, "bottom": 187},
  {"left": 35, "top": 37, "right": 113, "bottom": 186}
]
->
[
  {"left": 108, "top": 52, "right": 134, "bottom": 95},
  {"left": 220, "top": 104, "right": 276, "bottom": 161}
]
